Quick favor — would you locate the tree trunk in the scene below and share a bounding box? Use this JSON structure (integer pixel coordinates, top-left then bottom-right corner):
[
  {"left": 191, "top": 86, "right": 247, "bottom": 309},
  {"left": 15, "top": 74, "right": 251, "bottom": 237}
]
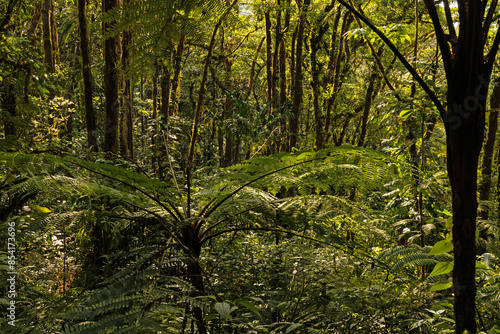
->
[
  {"left": 42, "top": 0, "right": 54, "bottom": 72},
  {"left": 28, "top": 2, "right": 42, "bottom": 44},
  {"left": 279, "top": 0, "right": 290, "bottom": 151},
  {"left": 356, "top": 70, "right": 378, "bottom": 147},
  {"left": 171, "top": 35, "right": 186, "bottom": 116},
  {"left": 50, "top": 3, "right": 59, "bottom": 68},
  {"left": 152, "top": 69, "right": 159, "bottom": 174},
  {"left": 337, "top": 1, "right": 500, "bottom": 330},
  {"left": 78, "top": 0, "right": 98, "bottom": 152},
  {"left": 120, "top": 26, "right": 133, "bottom": 158},
  {"left": 310, "top": 2, "right": 335, "bottom": 150},
  {"left": 324, "top": 11, "right": 352, "bottom": 143},
  {"left": 289, "top": 0, "right": 310, "bottom": 150},
  {"left": 102, "top": 0, "right": 119, "bottom": 154},
  {"left": 264, "top": 10, "right": 274, "bottom": 108}
]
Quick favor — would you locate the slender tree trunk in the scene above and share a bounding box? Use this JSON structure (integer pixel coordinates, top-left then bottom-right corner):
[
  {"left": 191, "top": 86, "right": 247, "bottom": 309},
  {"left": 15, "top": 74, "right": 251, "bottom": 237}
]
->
[
  {"left": 221, "top": 26, "right": 234, "bottom": 166},
  {"left": 161, "top": 55, "right": 172, "bottom": 122},
  {"left": 28, "top": 2, "right": 42, "bottom": 45},
  {"left": 42, "top": 0, "right": 54, "bottom": 72},
  {"left": 78, "top": 0, "right": 98, "bottom": 152},
  {"left": 50, "top": 3, "right": 59, "bottom": 68},
  {"left": 357, "top": 66, "right": 379, "bottom": 147},
  {"left": 171, "top": 35, "right": 186, "bottom": 116},
  {"left": 185, "top": 4, "right": 237, "bottom": 333},
  {"left": 264, "top": 10, "right": 274, "bottom": 108},
  {"left": 245, "top": 37, "right": 264, "bottom": 100},
  {"left": 324, "top": 11, "right": 352, "bottom": 142},
  {"left": 152, "top": 69, "right": 158, "bottom": 174},
  {"left": 120, "top": 26, "right": 133, "bottom": 158},
  {"left": 289, "top": 0, "right": 310, "bottom": 150},
  {"left": 102, "top": 0, "right": 119, "bottom": 154},
  {"left": 310, "top": 2, "right": 335, "bottom": 149},
  {"left": 279, "top": 0, "right": 290, "bottom": 151}
]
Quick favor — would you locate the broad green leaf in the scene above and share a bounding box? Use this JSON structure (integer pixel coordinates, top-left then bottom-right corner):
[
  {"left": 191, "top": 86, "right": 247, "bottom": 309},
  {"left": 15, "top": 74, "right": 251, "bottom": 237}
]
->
[
  {"left": 428, "top": 261, "right": 453, "bottom": 278},
  {"left": 429, "top": 281, "right": 453, "bottom": 292},
  {"left": 214, "top": 302, "right": 237, "bottom": 320},
  {"left": 429, "top": 240, "right": 453, "bottom": 255}
]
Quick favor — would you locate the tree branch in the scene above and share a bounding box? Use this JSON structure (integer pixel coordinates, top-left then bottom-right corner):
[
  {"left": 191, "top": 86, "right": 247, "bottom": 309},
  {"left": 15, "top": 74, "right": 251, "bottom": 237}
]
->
[
  {"left": 422, "top": 0, "right": 454, "bottom": 83},
  {"left": 442, "top": 0, "right": 456, "bottom": 37},
  {"left": 337, "top": 0, "right": 446, "bottom": 117}
]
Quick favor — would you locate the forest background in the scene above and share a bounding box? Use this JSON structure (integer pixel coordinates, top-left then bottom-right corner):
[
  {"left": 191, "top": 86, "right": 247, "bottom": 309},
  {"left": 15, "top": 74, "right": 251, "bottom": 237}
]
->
[{"left": 0, "top": 0, "right": 500, "bottom": 333}]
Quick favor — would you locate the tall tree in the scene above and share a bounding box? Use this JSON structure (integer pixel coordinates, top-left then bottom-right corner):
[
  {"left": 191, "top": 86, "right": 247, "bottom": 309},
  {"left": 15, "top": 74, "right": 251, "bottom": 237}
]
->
[
  {"left": 78, "top": 0, "right": 98, "bottom": 152},
  {"left": 338, "top": 0, "right": 500, "bottom": 332},
  {"left": 102, "top": 0, "right": 119, "bottom": 154},
  {"left": 289, "top": 0, "right": 310, "bottom": 150},
  {"left": 41, "top": 0, "right": 54, "bottom": 72},
  {"left": 120, "top": 19, "right": 133, "bottom": 158}
]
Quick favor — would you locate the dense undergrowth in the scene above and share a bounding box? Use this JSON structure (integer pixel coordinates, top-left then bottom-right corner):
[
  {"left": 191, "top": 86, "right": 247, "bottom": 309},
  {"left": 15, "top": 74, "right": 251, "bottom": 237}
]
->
[{"left": 0, "top": 147, "right": 499, "bottom": 333}]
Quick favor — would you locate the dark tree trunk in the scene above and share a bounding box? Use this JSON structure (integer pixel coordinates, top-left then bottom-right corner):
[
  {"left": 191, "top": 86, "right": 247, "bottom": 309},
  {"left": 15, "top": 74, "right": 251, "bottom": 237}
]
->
[
  {"left": 357, "top": 56, "right": 381, "bottom": 147},
  {"left": 310, "top": 2, "right": 335, "bottom": 150},
  {"left": 28, "top": 2, "right": 42, "bottom": 44},
  {"left": 279, "top": 0, "right": 290, "bottom": 151},
  {"left": 78, "top": 0, "right": 98, "bottom": 152},
  {"left": 424, "top": 1, "right": 494, "bottom": 331},
  {"left": 337, "top": 1, "right": 500, "bottom": 330},
  {"left": 120, "top": 28, "right": 133, "bottom": 158},
  {"left": 171, "top": 35, "right": 186, "bottom": 116},
  {"left": 42, "top": 0, "right": 54, "bottom": 72},
  {"left": 161, "top": 57, "right": 172, "bottom": 122},
  {"left": 289, "top": 0, "right": 310, "bottom": 150},
  {"left": 50, "top": 3, "right": 59, "bottom": 68},
  {"left": 102, "top": 0, "right": 119, "bottom": 154},
  {"left": 151, "top": 70, "right": 158, "bottom": 174},
  {"left": 324, "top": 11, "right": 352, "bottom": 143}
]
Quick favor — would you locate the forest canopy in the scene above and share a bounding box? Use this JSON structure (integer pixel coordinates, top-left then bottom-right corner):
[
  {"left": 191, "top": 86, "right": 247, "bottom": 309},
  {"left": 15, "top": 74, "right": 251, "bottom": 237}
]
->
[{"left": 1, "top": 0, "right": 500, "bottom": 333}]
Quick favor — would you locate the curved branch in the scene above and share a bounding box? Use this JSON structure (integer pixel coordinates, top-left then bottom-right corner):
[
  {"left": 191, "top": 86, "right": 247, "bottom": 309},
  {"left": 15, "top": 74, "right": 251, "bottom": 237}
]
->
[{"left": 337, "top": 0, "right": 446, "bottom": 116}]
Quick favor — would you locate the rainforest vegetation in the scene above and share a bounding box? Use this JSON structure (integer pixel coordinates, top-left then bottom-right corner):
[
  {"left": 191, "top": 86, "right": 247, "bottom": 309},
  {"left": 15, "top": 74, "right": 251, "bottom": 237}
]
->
[{"left": 1, "top": 0, "right": 500, "bottom": 333}]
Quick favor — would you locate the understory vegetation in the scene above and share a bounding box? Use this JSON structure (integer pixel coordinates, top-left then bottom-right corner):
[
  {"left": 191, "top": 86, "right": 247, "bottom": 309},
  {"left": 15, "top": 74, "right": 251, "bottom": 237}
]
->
[
  {"left": 1, "top": 0, "right": 500, "bottom": 333},
  {"left": 1, "top": 147, "right": 499, "bottom": 333}
]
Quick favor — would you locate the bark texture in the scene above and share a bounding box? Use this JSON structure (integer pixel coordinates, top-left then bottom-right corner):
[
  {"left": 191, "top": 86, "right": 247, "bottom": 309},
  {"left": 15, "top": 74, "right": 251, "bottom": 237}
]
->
[
  {"left": 102, "top": 0, "right": 120, "bottom": 154},
  {"left": 78, "top": 0, "right": 98, "bottom": 152}
]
